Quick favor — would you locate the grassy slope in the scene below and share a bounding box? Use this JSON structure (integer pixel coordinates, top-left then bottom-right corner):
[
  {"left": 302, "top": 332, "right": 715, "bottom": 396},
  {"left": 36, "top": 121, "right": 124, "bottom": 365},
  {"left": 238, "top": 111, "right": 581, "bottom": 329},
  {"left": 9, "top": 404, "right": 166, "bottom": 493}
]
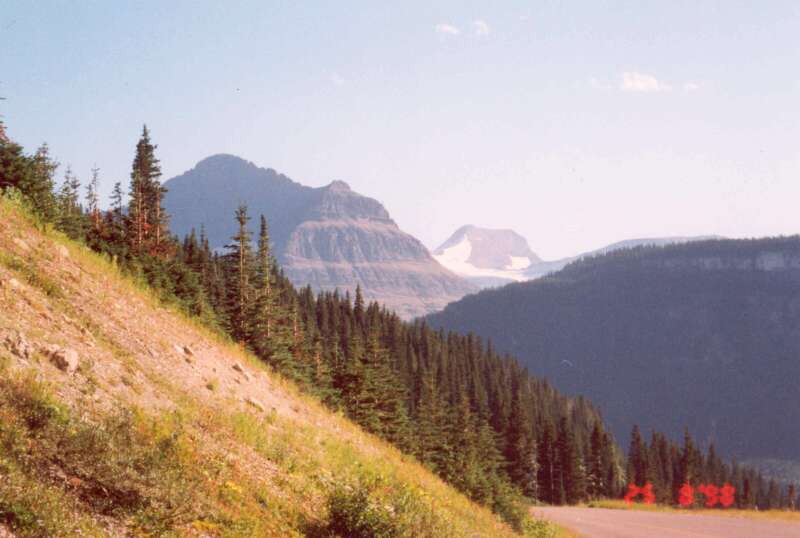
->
[{"left": 0, "top": 198, "right": 540, "bottom": 537}]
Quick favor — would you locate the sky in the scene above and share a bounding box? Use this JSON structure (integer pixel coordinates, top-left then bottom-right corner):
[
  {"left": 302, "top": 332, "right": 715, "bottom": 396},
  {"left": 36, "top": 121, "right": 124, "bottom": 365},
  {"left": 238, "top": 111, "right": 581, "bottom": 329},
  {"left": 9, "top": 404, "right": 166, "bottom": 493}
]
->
[{"left": 2, "top": 1, "right": 799, "bottom": 260}]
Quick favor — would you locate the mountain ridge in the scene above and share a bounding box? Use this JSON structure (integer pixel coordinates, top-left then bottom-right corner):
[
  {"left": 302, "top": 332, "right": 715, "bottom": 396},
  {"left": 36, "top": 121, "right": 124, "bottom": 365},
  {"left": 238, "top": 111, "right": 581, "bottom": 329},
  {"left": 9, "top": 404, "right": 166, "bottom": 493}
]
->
[
  {"left": 434, "top": 224, "right": 722, "bottom": 288},
  {"left": 163, "top": 154, "right": 476, "bottom": 318}
]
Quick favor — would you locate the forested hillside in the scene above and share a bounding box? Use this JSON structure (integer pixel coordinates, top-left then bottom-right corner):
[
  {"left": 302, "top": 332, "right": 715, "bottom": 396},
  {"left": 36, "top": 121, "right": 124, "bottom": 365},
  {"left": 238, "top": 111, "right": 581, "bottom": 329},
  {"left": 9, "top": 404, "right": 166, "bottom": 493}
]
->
[{"left": 427, "top": 239, "right": 800, "bottom": 469}]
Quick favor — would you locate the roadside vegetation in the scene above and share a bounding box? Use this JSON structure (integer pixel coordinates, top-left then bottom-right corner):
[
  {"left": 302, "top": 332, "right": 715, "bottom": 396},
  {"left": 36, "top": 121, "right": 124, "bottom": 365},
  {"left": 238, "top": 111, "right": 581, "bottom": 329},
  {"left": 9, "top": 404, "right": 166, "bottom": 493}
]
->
[{"left": 586, "top": 499, "right": 800, "bottom": 523}]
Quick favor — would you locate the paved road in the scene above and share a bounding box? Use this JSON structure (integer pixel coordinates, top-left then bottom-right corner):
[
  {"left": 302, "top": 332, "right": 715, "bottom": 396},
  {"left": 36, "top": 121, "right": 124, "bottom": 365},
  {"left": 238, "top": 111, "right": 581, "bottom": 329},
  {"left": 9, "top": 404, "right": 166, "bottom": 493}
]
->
[{"left": 534, "top": 506, "right": 800, "bottom": 538}]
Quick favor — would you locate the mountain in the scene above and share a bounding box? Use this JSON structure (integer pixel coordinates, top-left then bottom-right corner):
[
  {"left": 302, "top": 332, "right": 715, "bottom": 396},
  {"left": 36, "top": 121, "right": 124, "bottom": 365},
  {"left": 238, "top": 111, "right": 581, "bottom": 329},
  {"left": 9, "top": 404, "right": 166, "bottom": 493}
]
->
[
  {"left": 427, "top": 237, "right": 800, "bottom": 466},
  {"left": 524, "top": 236, "right": 724, "bottom": 279},
  {"left": 163, "top": 155, "right": 475, "bottom": 319},
  {"left": 434, "top": 225, "right": 721, "bottom": 288},
  {"left": 0, "top": 197, "right": 522, "bottom": 537},
  {"left": 432, "top": 225, "right": 542, "bottom": 287}
]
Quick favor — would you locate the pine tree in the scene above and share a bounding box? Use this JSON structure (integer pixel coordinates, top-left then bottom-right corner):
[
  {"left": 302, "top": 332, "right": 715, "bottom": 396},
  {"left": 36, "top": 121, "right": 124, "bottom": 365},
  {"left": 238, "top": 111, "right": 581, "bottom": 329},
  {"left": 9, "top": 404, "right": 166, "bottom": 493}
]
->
[
  {"left": 127, "top": 125, "right": 165, "bottom": 253},
  {"left": 506, "top": 388, "right": 539, "bottom": 499},
  {"left": 766, "top": 479, "right": 781, "bottom": 510},
  {"left": 29, "top": 143, "right": 59, "bottom": 220},
  {"left": 251, "top": 215, "right": 278, "bottom": 358},
  {"left": 366, "top": 329, "right": 412, "bottom": 449},
  {"left": 649, "top": 431, "right": 673, "bottom": 503},
  {"left": 110, "top": 181, "right": 124, "bottom": 218},
  {"left": 602, "top": 432, "right": 620, "bottom": 498},
  {"left": 414, "top": 366, "right": 451, "bottom": 474},
  {"left": 627, "top": 425, "right": 648, "bottom": 487},
  {"left": 556, "top": 416, "right": 586, "bottom": 504},
  {"left": 0, "top": 131, "right": 33, "bottom": 197},
  {"left": 223, "top": 205, "right": 255, "bottom": 342},
  {"left": 353, "top": 285, "right": 366, "bottom": 329},
  {"left": 586, "top": 423, "right": 606, "bottom": 499},
  {"left": 85, "top": 166, "right": 101, "bottom": 232},
  {"left": 0, "top": 135, "right": 58, "bottom": 222},
  {"left": 676, "top": 428, "right": 700, "bottom": 505},
  {"left": 57, "top": 166, "right": 86, "bottom": 239}
]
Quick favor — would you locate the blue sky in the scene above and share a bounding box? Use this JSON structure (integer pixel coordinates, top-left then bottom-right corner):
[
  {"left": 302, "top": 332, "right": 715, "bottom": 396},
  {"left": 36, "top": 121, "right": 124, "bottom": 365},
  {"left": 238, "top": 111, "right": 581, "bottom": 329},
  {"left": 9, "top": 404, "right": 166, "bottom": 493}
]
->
[{"left": 3, "top": 1, "right": 799, "bottom": 258}]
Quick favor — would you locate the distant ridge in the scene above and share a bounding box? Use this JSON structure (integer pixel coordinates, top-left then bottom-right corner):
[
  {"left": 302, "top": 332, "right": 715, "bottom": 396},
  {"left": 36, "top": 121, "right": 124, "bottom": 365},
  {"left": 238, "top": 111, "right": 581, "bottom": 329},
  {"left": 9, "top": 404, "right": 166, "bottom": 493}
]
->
[{"left": 434, "top": 224, "right": 719, "bottom": 288}]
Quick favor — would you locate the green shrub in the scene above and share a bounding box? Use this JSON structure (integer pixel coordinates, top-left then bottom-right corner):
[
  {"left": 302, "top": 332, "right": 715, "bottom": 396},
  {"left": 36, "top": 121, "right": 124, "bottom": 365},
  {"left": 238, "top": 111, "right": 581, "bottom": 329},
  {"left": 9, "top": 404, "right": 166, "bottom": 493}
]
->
[
  {"left": 0, "top": 374, "right": 209, "bottom": 536},
  {"left": 0, "top": 252, "right": 63, "bottom": 299},
  {"left": 325, "top": 482, "right": 398, "bottom": 538},
  {"left": 522, "top": 516, "right": 559, "bottom": 538},
  {"left": 315, "top": 475, "right": 450, "bottom": 538}
]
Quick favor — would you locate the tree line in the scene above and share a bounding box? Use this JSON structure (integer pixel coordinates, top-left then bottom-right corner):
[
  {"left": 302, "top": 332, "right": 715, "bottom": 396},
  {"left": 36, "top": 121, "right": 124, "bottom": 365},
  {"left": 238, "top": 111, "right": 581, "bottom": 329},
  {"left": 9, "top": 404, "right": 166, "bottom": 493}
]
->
[{"left": 626, "top": 425, "right": 797, "bottom": 510}]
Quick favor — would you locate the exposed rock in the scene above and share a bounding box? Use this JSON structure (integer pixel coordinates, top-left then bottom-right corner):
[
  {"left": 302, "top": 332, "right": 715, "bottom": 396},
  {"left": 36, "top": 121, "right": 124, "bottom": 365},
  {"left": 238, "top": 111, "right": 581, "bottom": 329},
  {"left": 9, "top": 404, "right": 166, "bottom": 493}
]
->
[
  {"left": 13, "top": 237, "right": 30, "bottom": 252},
  {"left": 232, "top": 362, "right": 252, "bottom": 381},
  {"left": 174, "top": 343, "right": 194, "bottom": 357},
  {"left": 3, "top": 331, "right": 33, "bottom": 359},
  {"left": 57, "top": 244, "right": 70, "bottom": 258},
  {"left": 42, "top": 345, "right": 79, "bottom": 374},
  {"left": 244, "top": 397, "right": 265, "bottom": 412},
  {"left": 6, "top": 278, "right": 22, "bottom": 290}
]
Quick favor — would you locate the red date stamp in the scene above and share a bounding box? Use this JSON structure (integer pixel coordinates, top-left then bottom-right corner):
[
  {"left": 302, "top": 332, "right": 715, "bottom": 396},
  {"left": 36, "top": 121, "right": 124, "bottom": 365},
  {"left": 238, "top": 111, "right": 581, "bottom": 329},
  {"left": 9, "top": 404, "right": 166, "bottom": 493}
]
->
[{"left": 624, "top": 483, "right": 656, "bottom": 505}]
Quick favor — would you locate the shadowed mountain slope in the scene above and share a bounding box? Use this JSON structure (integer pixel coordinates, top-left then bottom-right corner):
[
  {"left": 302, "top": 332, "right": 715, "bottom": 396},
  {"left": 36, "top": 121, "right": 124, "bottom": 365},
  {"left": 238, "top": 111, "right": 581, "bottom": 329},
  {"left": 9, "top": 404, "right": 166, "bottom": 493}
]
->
[{"left": 427, "top": 237, "right": 800, "bottom": 464}]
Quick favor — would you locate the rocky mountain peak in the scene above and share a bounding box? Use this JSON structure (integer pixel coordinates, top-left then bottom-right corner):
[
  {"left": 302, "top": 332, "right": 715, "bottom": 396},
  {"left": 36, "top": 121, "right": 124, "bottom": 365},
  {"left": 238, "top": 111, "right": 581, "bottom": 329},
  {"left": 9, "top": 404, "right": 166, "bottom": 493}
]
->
[
  {"left": 433, "top": 225, "right": 542, "bottom": 288},
  {"left": 310, "top": 181, "right": 392, "bottom": 223},
  {"left": 163, "top": 156, "right": 475, "bottom": 318},
  {"left": 327, "top": 179, "right": 351, "bottom": 191}
]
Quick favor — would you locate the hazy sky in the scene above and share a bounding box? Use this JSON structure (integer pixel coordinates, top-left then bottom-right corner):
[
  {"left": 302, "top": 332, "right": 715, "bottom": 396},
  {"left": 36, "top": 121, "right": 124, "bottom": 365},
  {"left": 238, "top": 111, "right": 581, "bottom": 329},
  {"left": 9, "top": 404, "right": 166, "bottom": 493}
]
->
[{"left": 3, "top": 1, "right": 799, "bottom": 259}]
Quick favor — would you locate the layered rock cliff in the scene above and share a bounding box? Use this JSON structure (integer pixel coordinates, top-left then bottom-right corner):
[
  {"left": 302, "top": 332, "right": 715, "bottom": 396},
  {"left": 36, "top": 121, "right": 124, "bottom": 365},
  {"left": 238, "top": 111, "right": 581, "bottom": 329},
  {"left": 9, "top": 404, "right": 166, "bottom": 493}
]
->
[{"left": 163, "top": 155, "right": 475, "bottom": 318}]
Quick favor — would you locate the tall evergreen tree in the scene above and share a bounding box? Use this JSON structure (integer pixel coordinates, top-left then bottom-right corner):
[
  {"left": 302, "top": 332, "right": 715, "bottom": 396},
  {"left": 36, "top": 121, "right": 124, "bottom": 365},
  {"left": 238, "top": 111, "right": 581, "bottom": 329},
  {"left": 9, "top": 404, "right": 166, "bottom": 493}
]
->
[
  {"left": 223, "top": 205, "right": 255, "bottom": 341},
  {"left": 536, "top": 420, "right": 558, "bottom": 504},
  {"left": 556, "top": 416, "right": 586, "bottom": 504},
  {"left": 57, "top": 166, "right": 86, "bottom": 239},
  {"left": 127, "top": 125, "right": 165, "bottom": 253},
  {"left": 85, "top": 166, "right": 101, "bottom": 232},
  {"left": 677, "top": 428, "right": 699, "bottom": 491},
  {"left": 787, "top": 483, "right": 797, "bottom": 511},
  {"left": 506, "top": 388, "right": 539, "bottom": 499},
  {"left": 29, "top": 143, "right": 59, "bottom": 220},
  {"left": 251, "top": 215, "right": 279, "bottom": 357},
  {"left": 626, "top": 425, "right": 648, "bottom": 487},
  {"left": 586, "top": 423, "right": 606, "bottom": 499}
]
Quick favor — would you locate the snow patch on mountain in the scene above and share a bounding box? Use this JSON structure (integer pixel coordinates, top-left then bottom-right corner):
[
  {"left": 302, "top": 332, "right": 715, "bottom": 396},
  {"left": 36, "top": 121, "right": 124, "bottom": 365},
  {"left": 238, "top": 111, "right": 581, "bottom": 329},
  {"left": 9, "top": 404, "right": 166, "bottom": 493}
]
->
[
  {"left": 506, "top": 256, "right": 532, "bottom": 271},
  {"left": 432, "top": 226, "right": 537, "bottom": 284}
]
